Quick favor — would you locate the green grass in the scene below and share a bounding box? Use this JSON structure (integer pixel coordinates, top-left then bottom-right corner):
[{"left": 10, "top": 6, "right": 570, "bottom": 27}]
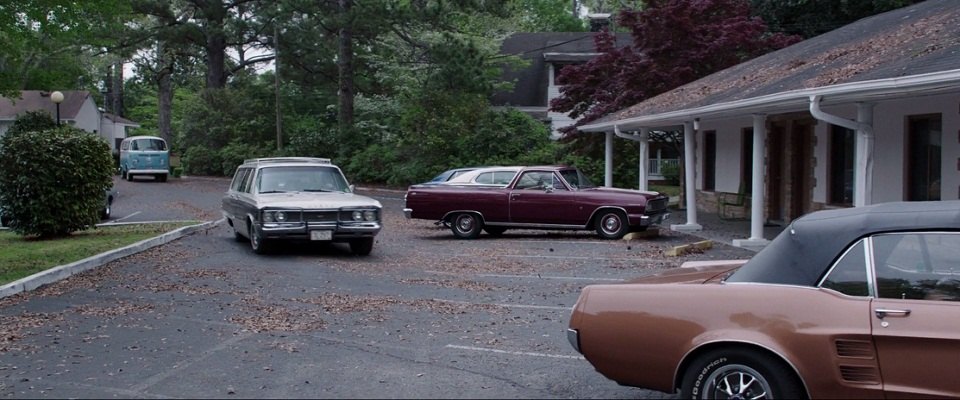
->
[
  {"left": 0, "top": 222, "right": 197, "bottom": 285},
  {"left": 651, "top": 184, "right": 681, "bottom": 198}
]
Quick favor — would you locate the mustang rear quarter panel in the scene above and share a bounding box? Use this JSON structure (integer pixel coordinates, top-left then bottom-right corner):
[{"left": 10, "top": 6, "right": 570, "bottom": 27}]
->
[{"left": 574, "top": 283, "right": 881, "bottom": 398}]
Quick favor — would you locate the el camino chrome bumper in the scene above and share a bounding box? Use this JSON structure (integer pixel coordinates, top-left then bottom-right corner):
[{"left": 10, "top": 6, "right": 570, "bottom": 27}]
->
[
  {"left": 403, "top": 208, "right": 413, "bottom": 219},
  {"left": 637, "top": 212, "right": 670, "bottom": 227}
]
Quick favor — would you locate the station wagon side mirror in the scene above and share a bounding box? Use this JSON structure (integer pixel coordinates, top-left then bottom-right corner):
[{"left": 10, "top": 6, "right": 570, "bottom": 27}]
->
[{"left": 348, "top": 184, "right": 355, "bottom": 193}]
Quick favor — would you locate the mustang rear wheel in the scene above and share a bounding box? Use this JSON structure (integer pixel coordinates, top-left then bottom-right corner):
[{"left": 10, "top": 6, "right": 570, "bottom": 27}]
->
[
  {"left": 595, "top": 210, "right": 629, "bottom": 239},
  {"left": 450, "top": 213, "right": 482, "bottom": 239},
  {"left": 681, "top": 349, "right": 804, "bottom": 399}
]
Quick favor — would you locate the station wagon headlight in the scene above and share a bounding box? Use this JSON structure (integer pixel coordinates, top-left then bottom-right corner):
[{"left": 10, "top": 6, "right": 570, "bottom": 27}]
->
[
  {"left": 352, "top": 210, "right": 364, "bottom": 221},
  {"left": 262, "top": 210, "right": 287, "bottom": 223},
  {"left": 363, "top": 210, "right": 377, "bottom": 221}
]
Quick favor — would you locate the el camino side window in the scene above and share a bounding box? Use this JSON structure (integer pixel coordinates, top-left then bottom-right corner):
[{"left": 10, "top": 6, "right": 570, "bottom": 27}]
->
[
  {"left": 821, "top": 240, "right": 869, "bottom": 297},
  {"left": 872, "top": 233, "right": 960, "bottom": 302}
]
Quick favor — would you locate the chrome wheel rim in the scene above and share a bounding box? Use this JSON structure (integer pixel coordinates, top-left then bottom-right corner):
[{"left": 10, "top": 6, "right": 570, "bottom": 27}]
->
[
  {"left": 602, "top": 214, "right": 621, "bottom": 235},
  {"left": 250, "top": 227, "right": 261, "bottom": 250},
  {"left": 456, "top": 215, "right": 475, "bottom": 233},
  {"left": 704, "top": 364, "right": 771, "bottom": 400}
]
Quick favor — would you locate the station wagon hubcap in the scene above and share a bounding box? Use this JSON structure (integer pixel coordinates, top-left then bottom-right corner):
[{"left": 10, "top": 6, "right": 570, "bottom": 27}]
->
[{"left": 704, "top": 365, "right": 771, "bottom": 399}]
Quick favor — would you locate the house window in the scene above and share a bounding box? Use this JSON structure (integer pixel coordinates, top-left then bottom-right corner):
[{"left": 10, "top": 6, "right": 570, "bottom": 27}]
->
[
  {"left": 741, "top": 129, "right": 753, "bottom": 194},
  {"left": 906, "top": 114, "right": 942, "bottom": 201},
  {"left": 703, "top": 131, "right": 716, "bottom": 191},
  {"left": 829, "top": 125, "right": 855, "bottom": 205}
]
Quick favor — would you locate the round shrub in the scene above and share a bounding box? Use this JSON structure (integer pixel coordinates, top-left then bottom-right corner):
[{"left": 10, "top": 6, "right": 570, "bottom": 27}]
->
[
  {"left": 0, "top": 126, "right": 114, "bottom": 237},
  {"left": 181, "top": 145, "right": 223, "bottom": 176}
]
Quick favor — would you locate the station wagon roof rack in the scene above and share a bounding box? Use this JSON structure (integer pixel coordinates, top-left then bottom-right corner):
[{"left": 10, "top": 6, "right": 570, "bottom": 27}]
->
[{"left": 244, "top": 157, "right": 332, "bottom": 165}]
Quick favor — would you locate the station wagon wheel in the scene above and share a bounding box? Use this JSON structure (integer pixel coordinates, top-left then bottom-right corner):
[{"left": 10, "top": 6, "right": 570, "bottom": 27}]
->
[
  {"left": 681, "top": 349, "right": 804, "bottom": 399},
  {"left": 595, "top": 210, "right": 629, "bottom": 239},
  {"left": 249, "top": 223, "right": 270, "bottom": 254},
  {"left": 349, "top": 237, "right": 374, "bottom": 256},
  {"left": 450, "top": 213, "right": 482, "bottom": 239}
]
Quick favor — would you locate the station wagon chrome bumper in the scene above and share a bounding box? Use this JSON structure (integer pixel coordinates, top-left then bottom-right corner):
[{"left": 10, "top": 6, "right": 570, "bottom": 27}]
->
[{"left": 259, "top": 221, "right": 381, "bottom": 240}]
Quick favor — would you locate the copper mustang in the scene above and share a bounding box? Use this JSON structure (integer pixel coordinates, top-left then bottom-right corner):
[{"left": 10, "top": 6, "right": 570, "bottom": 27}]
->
[{"left": 568, "top": 201, "right": 960, "bottom": 399}]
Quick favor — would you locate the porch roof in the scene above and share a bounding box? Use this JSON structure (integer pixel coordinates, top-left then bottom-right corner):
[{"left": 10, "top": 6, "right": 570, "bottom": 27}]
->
[{"left": 580, "top": 0, "right": 960, "bottom": 132}]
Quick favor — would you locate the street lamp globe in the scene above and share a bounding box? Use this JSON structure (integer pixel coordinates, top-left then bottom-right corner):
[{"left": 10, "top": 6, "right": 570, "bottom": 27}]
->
[{"left": 50, "top": 91, "right": 64, "bottom": 126}]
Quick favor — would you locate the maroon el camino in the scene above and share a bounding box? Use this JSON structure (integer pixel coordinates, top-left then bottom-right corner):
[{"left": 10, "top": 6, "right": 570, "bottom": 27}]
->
[{"left": 402, "top": 165, "right": 670, "bottom": 239}]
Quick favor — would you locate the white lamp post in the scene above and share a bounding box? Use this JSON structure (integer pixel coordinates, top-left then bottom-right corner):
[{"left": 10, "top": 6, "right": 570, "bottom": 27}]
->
[{"left": 50, "top": 91, "right": 64, "bottom": 126}]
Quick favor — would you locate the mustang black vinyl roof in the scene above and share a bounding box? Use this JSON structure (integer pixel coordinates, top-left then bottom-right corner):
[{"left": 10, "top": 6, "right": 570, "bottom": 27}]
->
[{"left": 726, "top": 201, "right": 960, "bottom": 286}]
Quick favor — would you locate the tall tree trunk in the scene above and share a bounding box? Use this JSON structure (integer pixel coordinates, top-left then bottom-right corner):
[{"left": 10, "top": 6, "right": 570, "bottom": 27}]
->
[
  {"left": 157, "top": 42, "right": 174, "bottom": 145},
  {"left": 206, "top": 30, "right": 227, "bottom": 89},
  {"left": 337, "top": 0, "right": 354, "bottom": 131},
  {"left": 112, "top": 59, "right": 124, "bottom": 116}
]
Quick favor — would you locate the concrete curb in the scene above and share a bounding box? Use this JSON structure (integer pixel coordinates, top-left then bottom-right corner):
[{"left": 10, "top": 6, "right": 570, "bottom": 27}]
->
[{"left": 0, "top": 218, "right": 224, "bottom": 299}]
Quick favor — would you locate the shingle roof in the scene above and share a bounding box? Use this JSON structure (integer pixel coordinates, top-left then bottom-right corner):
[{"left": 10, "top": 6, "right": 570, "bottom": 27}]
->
[
  {"left": 0, "top": 91, "right": 91, "bottom": 121},
  {"left": 587, "top": 0, "right": 960, "bottom": 127}
]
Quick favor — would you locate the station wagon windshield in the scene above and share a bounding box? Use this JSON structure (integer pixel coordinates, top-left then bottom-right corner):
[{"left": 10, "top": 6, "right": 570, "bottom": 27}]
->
[
  {"left": 256, "top": 166, "right": 349, "bottom": 193},
  {"left": 559, "top": 169, "right": 596, "bottom": 189}
]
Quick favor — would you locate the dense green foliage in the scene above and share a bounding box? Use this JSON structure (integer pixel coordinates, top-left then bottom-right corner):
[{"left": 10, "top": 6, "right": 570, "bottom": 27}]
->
[
  {"left": 3, "top": 110, "right": 57, "bottom": 138},
  {"left": 5, "top": 0, "right": 913, "bottom": 192},
  {"left": 0, "top": 125, "right": 114, "bottom": 238}
]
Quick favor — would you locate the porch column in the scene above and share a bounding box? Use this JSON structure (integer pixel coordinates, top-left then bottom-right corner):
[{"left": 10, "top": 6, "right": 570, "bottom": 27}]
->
[
  {"left": 604, "top": 131, "right": 613, "bottom": 187},
  {"left": 672, "top": 120, "right": 702, "bottom": 232},
  {"left": 734, "top": 114, "right": 770, "bottom": 249},
  {"left": 855, "top": 103, "right": 875, "bottom": 207},
  {"left": 638, "top": 128, "right": 649, "bottom": 191}
]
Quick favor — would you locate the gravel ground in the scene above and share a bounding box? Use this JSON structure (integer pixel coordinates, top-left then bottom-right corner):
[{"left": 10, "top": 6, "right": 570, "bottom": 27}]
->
[{"left": 0, "top": 179, "right": 762, "bottom": 399}]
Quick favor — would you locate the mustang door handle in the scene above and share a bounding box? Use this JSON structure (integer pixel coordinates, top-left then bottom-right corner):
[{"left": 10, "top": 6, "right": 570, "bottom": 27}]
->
[{"left": 875, "top": 308, "right": 911, "bottom": 319}]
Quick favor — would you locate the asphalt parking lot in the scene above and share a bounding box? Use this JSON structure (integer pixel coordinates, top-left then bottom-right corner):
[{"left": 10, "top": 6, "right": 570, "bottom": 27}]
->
[{"left": 0, "top": 175, "right": 754, "bottom": 398}]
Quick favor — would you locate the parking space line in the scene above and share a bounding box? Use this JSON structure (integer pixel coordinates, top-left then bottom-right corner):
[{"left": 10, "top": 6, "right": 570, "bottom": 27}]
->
[
  {"left": 425, "top": 270, "right": 624, "bottom": 282},
  {"left": 432, "top": 298, "right": 571, "bottom": 311},
  {"left": 107, "top": 211, "right": 142, "bottom": 224},
  {"left": 500, "top": 254, "right": 662, "bottom": 262},
  {"left": 445, "top": 344, "right": 584, "bottom": 360}
]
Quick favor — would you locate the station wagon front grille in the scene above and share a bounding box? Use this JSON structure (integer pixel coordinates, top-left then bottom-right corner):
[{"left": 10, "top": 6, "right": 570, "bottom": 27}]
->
[
  {"left": 303, "top": 210, "right": 339, "bottom": 223},
  {"left": 646, "top": 197, "right": 668, "bottom": 213}
]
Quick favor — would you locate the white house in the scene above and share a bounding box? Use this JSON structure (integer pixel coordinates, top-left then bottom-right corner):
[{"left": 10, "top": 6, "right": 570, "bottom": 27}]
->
[
  {"left": 578, "top": 0, "right": 960, "bottom": 249},
  {"left": 0, "top": 91, "right": 140, "bottom": 154}
]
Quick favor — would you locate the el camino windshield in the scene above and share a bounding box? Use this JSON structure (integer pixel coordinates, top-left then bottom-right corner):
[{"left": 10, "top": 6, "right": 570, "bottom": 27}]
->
[
  {"left": 559, "top": 169, "right": 596, "bottom": 189},
  {"left": 256, "top": 166, "right": 350, "bottom": 194}
]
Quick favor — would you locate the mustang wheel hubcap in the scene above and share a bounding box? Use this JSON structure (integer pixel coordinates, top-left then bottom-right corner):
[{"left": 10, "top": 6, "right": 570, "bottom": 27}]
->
[{"left": 705, "top": 364, "right": 771, "bottom": 399}]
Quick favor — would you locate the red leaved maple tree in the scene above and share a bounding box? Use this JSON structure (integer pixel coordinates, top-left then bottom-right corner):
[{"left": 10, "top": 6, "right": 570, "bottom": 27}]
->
[{"left": 550, "top": 0, "right": 800, "bottom": 133}]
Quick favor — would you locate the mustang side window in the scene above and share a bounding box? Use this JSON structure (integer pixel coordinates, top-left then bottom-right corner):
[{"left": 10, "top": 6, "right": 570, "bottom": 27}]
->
[
  {"left": 872, "top": 233, "right": 960, "bottom": 302},
  {"left": 820, "top": 240, "right": 870, "bottom": 297}
]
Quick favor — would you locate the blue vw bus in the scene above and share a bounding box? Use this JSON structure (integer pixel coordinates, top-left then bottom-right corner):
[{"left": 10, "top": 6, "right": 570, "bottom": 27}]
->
[{"left": 119, "top": 136, "right": 169, "bottom": 182}]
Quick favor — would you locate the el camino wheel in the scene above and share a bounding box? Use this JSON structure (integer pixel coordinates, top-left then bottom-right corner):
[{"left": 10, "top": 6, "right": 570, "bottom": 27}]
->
[
  {"left": 350, "top": 237, "right": 374, "bottom": 256},
  {"left": 249, "top": 224, "right": 270, "bottom": 254},
  {"left": 681, "top": 349, "right": 803, "bottom": 399},
  {"left": 450, "top": 213, "right": 482, "bottom": 239},
  {"left": 595, "top": 210, "right": 629, "bottom": 239}
]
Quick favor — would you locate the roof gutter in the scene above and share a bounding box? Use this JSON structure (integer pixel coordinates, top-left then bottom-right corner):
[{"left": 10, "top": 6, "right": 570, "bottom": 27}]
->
[{"left": 579, "top": 68, "right": 960, "bottom": 132}]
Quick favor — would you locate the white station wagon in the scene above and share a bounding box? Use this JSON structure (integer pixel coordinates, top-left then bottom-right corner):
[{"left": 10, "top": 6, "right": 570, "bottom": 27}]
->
[{"left": 221, "top": 157, "right": 382, "bottom": 255}]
